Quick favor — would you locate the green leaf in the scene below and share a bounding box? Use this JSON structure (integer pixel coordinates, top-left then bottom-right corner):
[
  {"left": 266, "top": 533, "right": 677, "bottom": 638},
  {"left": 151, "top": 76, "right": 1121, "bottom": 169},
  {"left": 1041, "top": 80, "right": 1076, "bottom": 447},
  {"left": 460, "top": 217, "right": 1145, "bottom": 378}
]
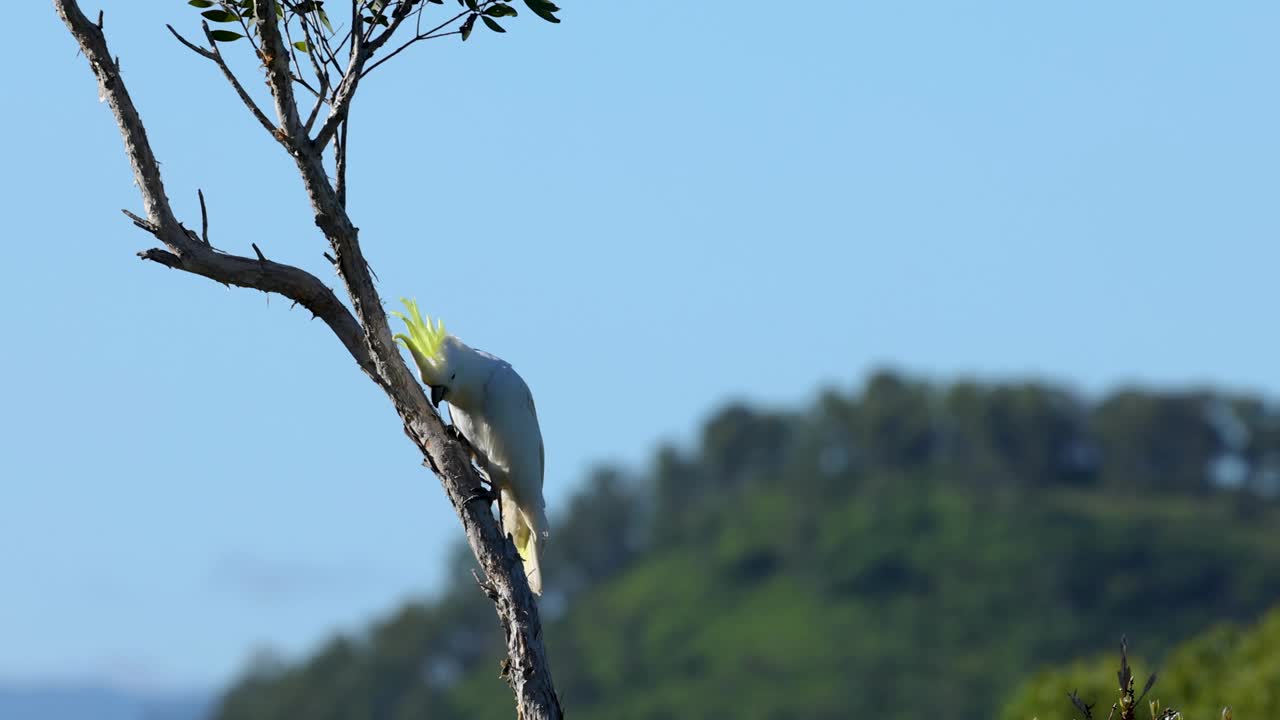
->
[
  {"left": 522, "top": 0, "right": 560, "bottom": 23},
  {"left": 317, "top": 8, "right": 333, "bottom": 32},
  {"left": 484, "top": 3, "right": 517, "bottom": 17},
  {"left": 187, "top": 0, "right": 215, "bottom": 8},
  {"left": 293, "top": 40, "right": 309, "bottom": 51},
  {"left": 481, "top": 15, "right": 505, "bottom": 32},
  {"left": 209, "top": 29, "right": 245, "bottom": 42},
  {"left": 201, "top": 9, "right": 240, "bottom": 22},
  {"left": 464, "top": 0, "right": 477, "bottom": 11},
  {"left": 460, "top": 13, "right": 475, "bottom": 40}
]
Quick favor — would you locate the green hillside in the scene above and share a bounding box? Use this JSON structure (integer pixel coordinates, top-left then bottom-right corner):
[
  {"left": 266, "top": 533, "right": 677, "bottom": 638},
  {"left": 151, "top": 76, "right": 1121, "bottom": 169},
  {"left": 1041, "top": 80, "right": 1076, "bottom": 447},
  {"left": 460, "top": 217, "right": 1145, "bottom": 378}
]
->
[{"left": 214, "top": 372, "right": 1280, "bottom": 720}]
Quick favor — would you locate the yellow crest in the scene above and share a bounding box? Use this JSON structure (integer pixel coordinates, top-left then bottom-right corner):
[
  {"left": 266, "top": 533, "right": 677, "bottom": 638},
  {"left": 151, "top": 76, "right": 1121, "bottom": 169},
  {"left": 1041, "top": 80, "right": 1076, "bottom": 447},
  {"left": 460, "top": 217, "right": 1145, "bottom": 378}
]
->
[{"left": 391, "top": 297, "right": 448, "bottom": 367}]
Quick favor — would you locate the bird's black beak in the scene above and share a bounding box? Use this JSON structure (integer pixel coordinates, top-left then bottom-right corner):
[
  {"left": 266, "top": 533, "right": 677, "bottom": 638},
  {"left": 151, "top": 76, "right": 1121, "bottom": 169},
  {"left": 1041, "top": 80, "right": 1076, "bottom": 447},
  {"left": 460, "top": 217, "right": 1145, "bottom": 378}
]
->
[{"left": 430, "top": 385, "right": 447, "bottom": 408}]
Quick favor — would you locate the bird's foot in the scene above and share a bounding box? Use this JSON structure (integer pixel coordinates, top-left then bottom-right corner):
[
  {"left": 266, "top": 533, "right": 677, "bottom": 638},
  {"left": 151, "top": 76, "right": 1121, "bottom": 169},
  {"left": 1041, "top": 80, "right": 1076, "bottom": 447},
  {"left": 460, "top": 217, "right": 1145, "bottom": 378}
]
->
[
  {"left": 448, "top": 423, "right": 478, "bottom": 458},
  {"left": 463, "top": 486, "right": 497, "bottom": 508}
]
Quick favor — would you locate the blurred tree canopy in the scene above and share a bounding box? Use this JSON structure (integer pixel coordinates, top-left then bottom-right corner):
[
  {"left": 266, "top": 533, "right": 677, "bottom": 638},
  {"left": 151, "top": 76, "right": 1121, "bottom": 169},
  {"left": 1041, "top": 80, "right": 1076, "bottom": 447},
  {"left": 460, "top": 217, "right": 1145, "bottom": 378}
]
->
[
  {"left": 1002, "top": 605, "right": 1280, "bottom": 719},
  {"left": 214, "top": 371, "right": 1280, "bottom": 720}
]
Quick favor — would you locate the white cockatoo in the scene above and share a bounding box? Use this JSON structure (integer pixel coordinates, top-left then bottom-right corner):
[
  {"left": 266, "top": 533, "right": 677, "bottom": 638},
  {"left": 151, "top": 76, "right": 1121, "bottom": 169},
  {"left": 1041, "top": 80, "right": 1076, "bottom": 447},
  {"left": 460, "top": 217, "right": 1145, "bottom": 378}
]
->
[{"left": 392, "top": 299, "right": 549, "bottom": 594}]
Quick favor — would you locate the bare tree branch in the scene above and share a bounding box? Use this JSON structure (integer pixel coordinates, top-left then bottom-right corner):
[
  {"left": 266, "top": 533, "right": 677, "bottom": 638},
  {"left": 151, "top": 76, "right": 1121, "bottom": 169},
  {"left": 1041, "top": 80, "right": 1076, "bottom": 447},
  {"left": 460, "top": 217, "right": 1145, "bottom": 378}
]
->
[
  {"left": 137, "top": 242, "right": 372, "bottom": 373},
  {"left": 311, "top": 36, "right": 366, "bottom": 150},
  {"left": 166, "top": 23, "right": 278, "bottom": 139},
  {"left": 251, "top": 0, "right": 304, "bottom": 142},
  {"left": 55, "top": 2, "right": 563, "bottom": 717},
  {"left": 336, "top": 117, "right": 349, "bottom": 208},
  {"left": 56, "top": 3, "right": 373, "bottom": 376},
  {"left": 60, "top": 14, "right": 176, "bottom": 235},
  {"left": 310, "top": 1, "right": 428, "bottom": 151},
  {"left": 364, "top": 3, "right": 414, "bottom": 55}
]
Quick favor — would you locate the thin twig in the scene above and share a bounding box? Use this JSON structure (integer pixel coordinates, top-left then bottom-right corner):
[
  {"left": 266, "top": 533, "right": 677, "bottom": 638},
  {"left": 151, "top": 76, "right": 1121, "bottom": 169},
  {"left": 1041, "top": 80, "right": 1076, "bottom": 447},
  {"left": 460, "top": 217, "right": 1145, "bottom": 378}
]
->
[
  {"left": 198, "top": 188, "right": 210, "bottom": 245},
  {"left": 121, "top": 208, "right": 156, "bottom": 232},
  {"left": 230, "top": 5, "right": 265, "bottom": 63},
  {"left": 364, "top": 0, "right": 414, "bottom": 55},
  {"left": 305, "top": 6, "right": 345, "bottom": 75},
  {"left": 312, "top": 34, "right": 367, "bottom": 149},
  {"left": 295, "top": 19, "right": 332, "bottom": 132},
  {"left": 282, "top": 19, "right": 321, "bottom": 98},
  {"left": 166, "top": 24, "right": 214, "bottom": 60},
  {"left": 167, "top": 23, "right": 280, "bottom": 139},
  {"left": 360, "top": 8, "right": 472, "bottom": 78}
]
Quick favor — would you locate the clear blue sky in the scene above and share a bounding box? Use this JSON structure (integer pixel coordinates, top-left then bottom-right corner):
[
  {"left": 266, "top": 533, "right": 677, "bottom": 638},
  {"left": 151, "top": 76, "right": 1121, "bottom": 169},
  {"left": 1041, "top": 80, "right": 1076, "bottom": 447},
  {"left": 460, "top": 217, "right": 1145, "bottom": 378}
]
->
[{"left": 2, "top": 0, "right": 1277, "bottom": 694}]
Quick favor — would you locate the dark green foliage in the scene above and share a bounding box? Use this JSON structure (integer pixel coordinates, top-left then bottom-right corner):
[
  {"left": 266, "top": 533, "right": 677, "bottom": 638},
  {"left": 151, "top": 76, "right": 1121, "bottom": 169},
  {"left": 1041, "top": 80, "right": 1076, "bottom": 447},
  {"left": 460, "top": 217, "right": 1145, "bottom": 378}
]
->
[
  {"left": 1003, "top": 607, "right": 1280, "bottom": 719},
  {"left": 180, "top": 0, "right": 559, "bottom": 50},
  {"left": 201, "top": 10, "right": 240, "bottom": 23},
  {"left": 1094, "top": 390, "right": 1222, "bottom": 493},
  {"left": 212, "top": 373, "right": 1280, "bottom": 720},
  {"left": 522, "top": 0, "right": 559, "bottom": 24}
]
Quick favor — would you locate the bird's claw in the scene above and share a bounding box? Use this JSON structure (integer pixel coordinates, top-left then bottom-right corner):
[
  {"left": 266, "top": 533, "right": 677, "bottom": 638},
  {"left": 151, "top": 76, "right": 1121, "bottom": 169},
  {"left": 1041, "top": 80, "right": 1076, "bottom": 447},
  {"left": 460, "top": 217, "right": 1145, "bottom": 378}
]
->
[
  {"left": 448, "top": 424, "right": 477, "bottom": 457},
  {"left": 463, "top": 486, "right": 497, "bottom": 507}
]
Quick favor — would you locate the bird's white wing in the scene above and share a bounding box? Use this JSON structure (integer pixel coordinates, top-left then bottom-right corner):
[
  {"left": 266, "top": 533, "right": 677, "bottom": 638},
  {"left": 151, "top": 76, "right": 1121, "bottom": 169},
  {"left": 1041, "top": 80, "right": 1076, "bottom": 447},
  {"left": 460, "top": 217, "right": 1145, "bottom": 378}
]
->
[
  {"left": 447, "top": 403, "right": 491, "bottom": 477},
  {"left": 482, "top": 363, "right": 548, "bottom": 537}
]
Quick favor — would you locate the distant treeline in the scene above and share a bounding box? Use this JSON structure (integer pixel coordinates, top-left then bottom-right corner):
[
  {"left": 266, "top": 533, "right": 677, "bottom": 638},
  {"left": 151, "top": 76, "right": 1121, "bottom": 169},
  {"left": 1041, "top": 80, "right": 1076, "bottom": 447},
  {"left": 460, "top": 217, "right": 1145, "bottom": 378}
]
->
[{"left": 214, "top": 371, "right": 1280, "bottom": 720}]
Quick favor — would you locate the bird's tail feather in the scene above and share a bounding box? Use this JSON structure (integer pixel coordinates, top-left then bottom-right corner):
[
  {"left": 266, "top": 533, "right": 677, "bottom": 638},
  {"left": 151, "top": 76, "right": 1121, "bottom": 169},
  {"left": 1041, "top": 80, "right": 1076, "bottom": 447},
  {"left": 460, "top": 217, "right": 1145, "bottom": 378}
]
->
[
  {"left": 501, "top": 487, "right": 544, "bottom": 595},
  {"left": 521, "top": 528, "right": 542, "bottom": 596}
]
